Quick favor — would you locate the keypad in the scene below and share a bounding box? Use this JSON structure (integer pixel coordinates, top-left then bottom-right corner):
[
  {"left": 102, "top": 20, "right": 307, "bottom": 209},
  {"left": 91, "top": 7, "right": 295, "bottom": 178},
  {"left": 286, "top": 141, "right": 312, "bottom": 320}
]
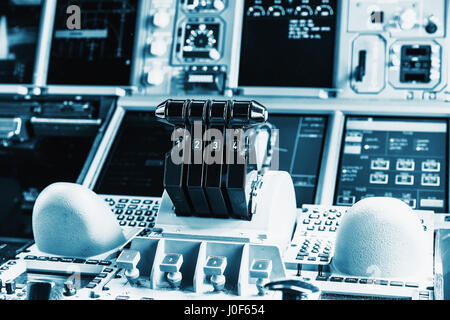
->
[
  {"left": 297, "top": 206, "right": 344, "bottom": 235},
  {"left": 284, "top": 206, "right": 346, "bottom": 266},
  {"left": 103, "top": 195, "right": 160, "bottom": 232},
  {"left": 294, "top": 238, "right": 333, "bottom": 264}
]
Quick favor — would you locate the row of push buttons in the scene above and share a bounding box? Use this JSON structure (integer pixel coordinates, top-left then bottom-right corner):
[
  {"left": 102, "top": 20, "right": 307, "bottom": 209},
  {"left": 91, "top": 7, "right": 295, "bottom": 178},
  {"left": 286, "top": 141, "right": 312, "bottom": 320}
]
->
[
  {"left": 316, "top": 275, "right": 422, "bottom": 289},
  {"left": 315, "top": 275, "right": 431, "bottom": 299},
  {"left": 86, "top": 267, "right": 115, "bottom": 290},
  {"left": 24, "top": 255, "right": 112, "bottom": 266}
]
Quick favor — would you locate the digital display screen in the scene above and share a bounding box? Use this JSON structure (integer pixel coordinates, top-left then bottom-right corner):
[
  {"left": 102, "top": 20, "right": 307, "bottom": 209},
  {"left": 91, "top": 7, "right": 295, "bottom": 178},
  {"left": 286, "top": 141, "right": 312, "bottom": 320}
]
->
[
  {"left": 269, "top": 114, "right": 327, "bottom": 207},
  {"left": 47, "top": 0, "right": 138, "bottom": 85},
  {"left": 94, "top": 110, "right": 173, "bottom": 197},
  {"left": 335, "top": 117, "right": 448, "bottom": 212},
  {"left": 238, "top": 0, "right": 338, "bottom": 88},
  {"left": 0, "top": 1, "right": 41, "bottom": 84}
]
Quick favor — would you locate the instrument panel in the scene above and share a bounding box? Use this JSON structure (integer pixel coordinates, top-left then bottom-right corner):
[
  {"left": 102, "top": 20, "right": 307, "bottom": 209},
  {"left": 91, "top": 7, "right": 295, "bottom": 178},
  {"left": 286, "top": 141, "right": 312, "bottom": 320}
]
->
[
  {"left": 0, "top": 0, "right": 450, "bottom": 302},
  {"left": 0, "top": 0, "right": 447, "bottom": 99}
]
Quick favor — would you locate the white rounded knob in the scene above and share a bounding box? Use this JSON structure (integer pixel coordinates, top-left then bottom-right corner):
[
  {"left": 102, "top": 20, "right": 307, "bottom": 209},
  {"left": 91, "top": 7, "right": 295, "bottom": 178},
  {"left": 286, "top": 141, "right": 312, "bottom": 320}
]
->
[
  {"left": 214, "top": 0, "right": 225, "bottom": 11},
  {"left": 150, "top": 40, "right": 167, "bottom": 56},
  {"left": 147, "top": 69, "right": 165, "bottom": 86},
  {"left": 332, "top": 197, "right": 429, "bottom": 278},
  {"left": 399, "top": 8, "right": 417, "bottom": 30},
  {"left": 391, "top": 55, "right": 400, "bottom": 67},
  {"left": 153, "top": 10, "right": 170, "bottom": 28},
  {"left": 209, "top": 49, "right": 221, "bottom": 60}
]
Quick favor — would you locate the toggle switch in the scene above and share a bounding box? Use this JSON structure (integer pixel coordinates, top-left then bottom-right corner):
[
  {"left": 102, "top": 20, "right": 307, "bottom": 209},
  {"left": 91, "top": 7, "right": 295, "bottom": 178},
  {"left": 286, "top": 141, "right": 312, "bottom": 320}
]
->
[
  {"left": 160, "top": 253, "right": 183, "bottom": 288},
  {"left": 425, "top": 15, "right": 438, "bottom": 34},
  {"left": 250, "top": 259, "right": 272, "bottom": 296},
  {"left": 204, "top": 256, "right": 227, "bottom": 291},
  {"left": 63, "top": 281, "right": 77, "bottom": 297},
  {"left": 5, "top": 280, "right": 16, "bottom": 295},
  {"left": 116, "top": 249, "right": 141, "bottom": 281}
]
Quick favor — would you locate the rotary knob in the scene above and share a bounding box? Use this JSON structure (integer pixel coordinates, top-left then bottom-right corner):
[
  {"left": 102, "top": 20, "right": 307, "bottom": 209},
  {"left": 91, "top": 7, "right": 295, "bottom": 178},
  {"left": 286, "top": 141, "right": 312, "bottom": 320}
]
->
[
  {"left": 5, "top": 280, "right": 15, "bottom": 295},
  {"left": 63, "top": 281, "right": 77, "bottom": 296},
  {"left": 398, "top": 8, "right": 417, "bottom": 30},
  {"left": 153, "top": 10, "right": 170, "bottom": 28},
  {"left": 425, "top": 15, "right": 438, "bottom": 34}
]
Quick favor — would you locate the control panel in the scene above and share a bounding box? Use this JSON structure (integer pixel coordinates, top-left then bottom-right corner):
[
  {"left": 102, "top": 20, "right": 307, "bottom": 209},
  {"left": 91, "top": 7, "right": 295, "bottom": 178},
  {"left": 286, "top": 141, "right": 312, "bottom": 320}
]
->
[
  {"left": 135, "top": 0, "right": 238, "bottom": 95},
  {"left": 342, "top": 0, "right": 448, "bottom": 100},
  {"left": 0, "top": 0, "right": 448, "bottom": 101},
  {"left": 1, "top": 0, "right": 450, "bottom": 303},
  {"left": 0, "top": 238, "right": 287, "bottom": 300},
  {"left": 0, "top": 203, "right": 436, "bottom": 301},
  {"left": 129, "top": 0, "right": 449, "bottom": 100}
]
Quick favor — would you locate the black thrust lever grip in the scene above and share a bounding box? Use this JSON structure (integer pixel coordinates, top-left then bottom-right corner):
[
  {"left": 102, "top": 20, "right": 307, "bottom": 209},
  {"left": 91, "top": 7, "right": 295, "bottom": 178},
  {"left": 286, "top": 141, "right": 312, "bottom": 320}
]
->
[
  {"left": 156, "top": 99, "right": 268, "bottom": 219},
  {"left": 160, "top": 99, "right": 193, "bottom": 216},
  {"left": 186, "top": 100, "right": 212, "bottom": 217},
  {"left": 204, "top": 100, "right": 231, "bottom": 218}
]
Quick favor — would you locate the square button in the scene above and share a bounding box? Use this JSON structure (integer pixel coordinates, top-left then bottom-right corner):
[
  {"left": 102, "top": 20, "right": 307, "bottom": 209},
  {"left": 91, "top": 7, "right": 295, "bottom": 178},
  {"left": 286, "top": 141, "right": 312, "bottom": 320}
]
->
[
  {"left": 249, "top": 259, "right": 272, "bottom": 279},
  {"left": 160, "top": 253, "right": 183, "bottom": 273},
  {"left": 116, "top": 250, "right": 141, "bottom": 270},
  {"left": 204, "top": 256, "right": 227, "bottom": 276}
]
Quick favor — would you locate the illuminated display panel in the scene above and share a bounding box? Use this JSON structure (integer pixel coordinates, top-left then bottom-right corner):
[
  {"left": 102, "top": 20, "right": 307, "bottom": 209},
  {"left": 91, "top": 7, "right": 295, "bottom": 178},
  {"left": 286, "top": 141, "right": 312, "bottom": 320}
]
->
[
  {"left": 335, "top": 116, "right": 448, "bottom": 212},
  {"left": 238, "top": 0, "right": 338, "bottom": 88}
]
